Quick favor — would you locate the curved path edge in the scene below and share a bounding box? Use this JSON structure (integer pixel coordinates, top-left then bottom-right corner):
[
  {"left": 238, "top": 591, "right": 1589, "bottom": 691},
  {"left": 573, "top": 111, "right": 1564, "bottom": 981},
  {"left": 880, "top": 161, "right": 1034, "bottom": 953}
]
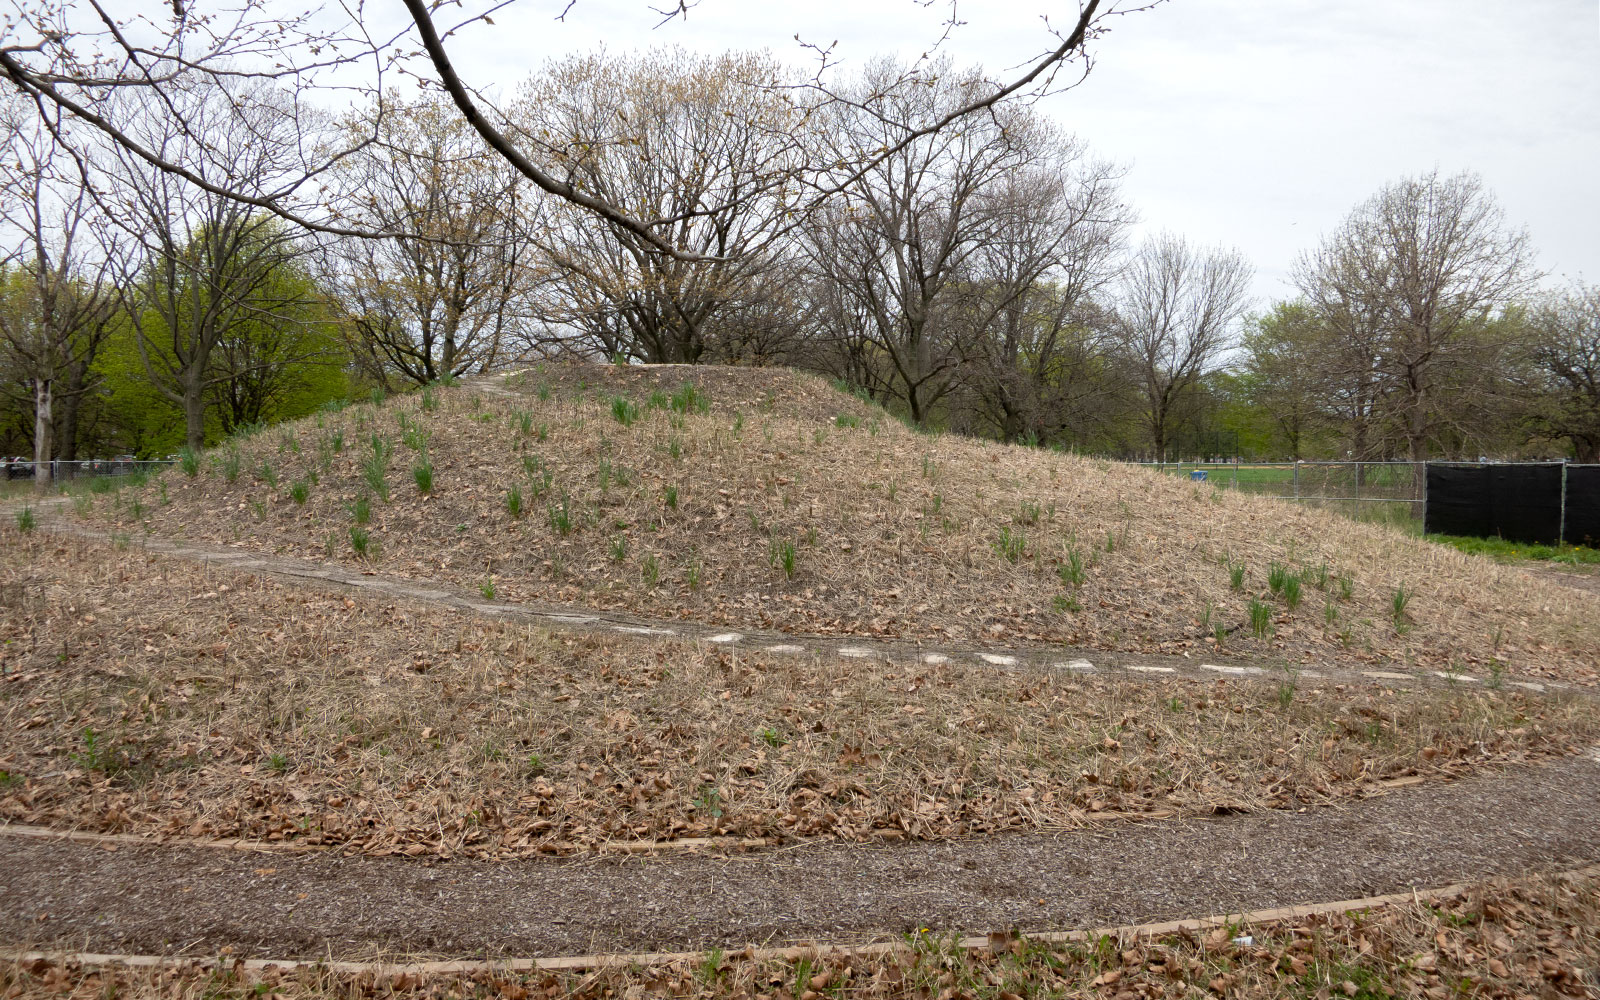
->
[
  {"left": 6, "top": 862, "right": 1599, "bottom": 978},
  {"left": 2, "top": 754, "right": 1597, "bottom": 961}
]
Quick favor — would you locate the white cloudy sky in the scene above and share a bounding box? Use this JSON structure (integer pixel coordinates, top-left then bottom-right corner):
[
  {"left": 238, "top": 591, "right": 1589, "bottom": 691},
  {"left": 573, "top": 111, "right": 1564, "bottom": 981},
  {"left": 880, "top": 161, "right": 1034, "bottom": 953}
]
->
[{"left": 430, "top": 0, "right": 1598, "bottom": 305}]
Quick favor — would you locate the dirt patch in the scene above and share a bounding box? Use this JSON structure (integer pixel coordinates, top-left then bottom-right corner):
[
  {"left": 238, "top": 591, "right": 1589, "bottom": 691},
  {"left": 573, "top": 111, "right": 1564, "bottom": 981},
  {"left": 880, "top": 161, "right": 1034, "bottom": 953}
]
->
[
  {"left": 1518, "top": 561, "right": 1600, "bottom": 598},
  {"left": 5, "top": 530, "right": 1596, "bottom": 855},
  {"left": 1, "top": 754, "right": 1598, "bottom": 965},
  {"left": 78, "top": 364, "right": 1600, "bottom": 683}
]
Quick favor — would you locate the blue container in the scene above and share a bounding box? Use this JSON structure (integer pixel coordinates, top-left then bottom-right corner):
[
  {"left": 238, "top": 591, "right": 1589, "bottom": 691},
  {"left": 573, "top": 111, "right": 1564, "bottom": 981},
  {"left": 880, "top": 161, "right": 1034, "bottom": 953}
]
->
[{"left": 1190, "top": 469, "right": 1208, "bottom": 482}]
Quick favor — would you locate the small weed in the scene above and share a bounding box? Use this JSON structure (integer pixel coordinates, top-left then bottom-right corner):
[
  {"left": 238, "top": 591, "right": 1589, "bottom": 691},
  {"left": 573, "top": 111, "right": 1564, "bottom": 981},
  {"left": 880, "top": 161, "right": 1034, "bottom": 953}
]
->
[
  {"left": 609, "top": 536, "right": 628, "bottom": 561},
  {"left": 835, "top": 413, "right": 859, "bottom": 428},
  {"left": 222, "top": 447, "right": 241, "bottom": 483},
  {"left": 349, "top": 526, "right": 370, "bottom": 556},
  {"left": 1277, "top": 680, "right": 1296, "bottom": 708},
  {"left": 1016, "top": 501, "right": 1041, "bottom": 525},
  {"left": 610, "top": 396, "right": 639, "bottom": 427},
  {"left": 1249, "top": 597, "right": 1272, "bottom": 639},
  {"left": 769, "top": 537, "right": 798, "bottom": 579},
  {"left": 1282, "top": 574, "right": 1302, "bottom": 610},
  {"left": 1058, "top": 548, "right": 1086, "bottom": 588},
  {"left": 693, "top": 784, "right": 723, "bottom": 818},
  {"left": 685, "top": 561, "right": 701, "bottom": 591},
  {"left": 361, "top": 436, "right": 391, "bottom": 500},
  {"left": 1229, "top": 563, "right": 1245, "bottom": 591},
  {"left": 349, "top": 495, "right": 371, "bottom": 525},
  {"left": 179, "top": 446, "right": 200, "bottom": 477},
  {"left": 1306, "top": 562, "right": 1330, "bottom": 589},
  {"left": 671, "top": 382, "right": 709, "bottom": 414},
  {"left": 641, "top": 552, "right": 660, "bottom": 586},
  {"left": 548, "top": 498, "right": 573, "bottom": 536},
  {"left": 421, "top": 385, "right": 438, "bottom": 412},
  {"left": 664, "top": 484, "right": 679, "bottom": 509},
  {"left": 1336, "top": 575, "right": 1354, "bottom": 601},
  {"left": 1267, "top": 562, "right": 1290, "bottom": 596},
  {"left": 995, "top": 526, "right": 1026, "bottom": 563},
  {"left": 412, "top": 457, "right": 433, "bottom": 494},
  {"left": 1052, "top": 595, "right": 1081, "bottom": 613},
  {"left": 1392, "top": 585, "right": 1412, "bottom": 632},
  {"left": 69, "top": 728, "right": 118, "bottom": 773},
  {"left": 290, "top": 481, "right": 309, "bottom": 505},
  {"left": 1324, "top": 600, "right": 1338, "bottom": 626},
  {"left": 506, "top": 486, "right": 524, "bottom": 519},
  {"left": 16, "top": 506, "right": 35, "bottom": 533},
  {"left": 267, "top": 753, "right": 290, "bottom": 774},
  {"left": 480, "top": 577, "right": 496, "bottom": 600}
]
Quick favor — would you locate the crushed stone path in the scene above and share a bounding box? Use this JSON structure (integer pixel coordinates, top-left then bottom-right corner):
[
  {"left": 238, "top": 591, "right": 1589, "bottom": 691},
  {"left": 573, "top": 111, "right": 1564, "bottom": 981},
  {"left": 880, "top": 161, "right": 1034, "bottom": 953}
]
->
[
  {"left": 3, "top": 753, "right": 1598, "bottom": 961},
  {"left": 18, "top": 501, "right": 1574, "bottom": 697}
]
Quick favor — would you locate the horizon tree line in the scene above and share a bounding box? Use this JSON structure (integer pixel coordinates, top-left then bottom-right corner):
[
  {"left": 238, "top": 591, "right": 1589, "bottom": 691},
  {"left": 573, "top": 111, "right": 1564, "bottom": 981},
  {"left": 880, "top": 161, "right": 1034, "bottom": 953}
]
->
[{"left": 1, "top": 49, "right": 1595, "bottom": 482}]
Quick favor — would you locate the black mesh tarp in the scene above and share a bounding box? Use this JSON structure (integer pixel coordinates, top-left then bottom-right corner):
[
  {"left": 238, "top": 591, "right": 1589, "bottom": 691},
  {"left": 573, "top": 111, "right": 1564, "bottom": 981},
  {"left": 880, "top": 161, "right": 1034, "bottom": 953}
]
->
[
  {"left": 1424, "top": 463, "right": 1564, "bottom": 545},
  {"left": 1565, "top": 465, "right": 1600, "bottom": 548}
]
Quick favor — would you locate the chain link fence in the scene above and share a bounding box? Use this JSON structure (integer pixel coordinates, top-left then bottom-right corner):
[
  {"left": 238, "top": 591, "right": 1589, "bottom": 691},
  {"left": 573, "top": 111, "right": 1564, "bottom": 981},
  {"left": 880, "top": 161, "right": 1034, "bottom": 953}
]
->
[
  {"left": 3, "top": 458, "right": 176, "bottom": 483},
  {"left": 1139, "top": 460, "right": 1423, "bottom": 531}
]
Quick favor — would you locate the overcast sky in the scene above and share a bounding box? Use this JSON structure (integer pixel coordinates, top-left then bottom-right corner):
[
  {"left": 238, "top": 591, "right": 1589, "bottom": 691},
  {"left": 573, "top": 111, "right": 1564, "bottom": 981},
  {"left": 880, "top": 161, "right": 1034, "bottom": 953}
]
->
[{"left": 442, "top": 0, "right": 1599, "bottom": 306}]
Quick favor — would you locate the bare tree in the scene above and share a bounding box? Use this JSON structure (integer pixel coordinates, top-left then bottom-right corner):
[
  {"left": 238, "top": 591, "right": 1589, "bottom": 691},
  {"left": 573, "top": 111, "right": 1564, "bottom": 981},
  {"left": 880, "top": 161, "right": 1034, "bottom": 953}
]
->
[
  {"left": 0, "top": 0, "right": 1154, "bottom": 258},
  {"left": 1295, "top": 170, "right": 1538, "bottom": 481},
  {"left": 953, "top": 149, "right": 1133, "bottom": 443},
  {"left": 514, "top": 49, "right": 801, "bottom": 364},
  {"left": 802, "top": 58, "right": 1055, "bottom": 426},
  {"left": 321, "top": 93, "right": 531, "bottom": 387},
  {"left": 0, "top": 101, "right": 119, "bottom": 486},
  {"left": 106, "top": 80, "right": 323, "bottom": 450},
  {"left": 1113, "top": 233, "right": 1252, "bottom": 459},
  {"left": 1530, "top": 283, "right": 1600, "bottom": 463}
]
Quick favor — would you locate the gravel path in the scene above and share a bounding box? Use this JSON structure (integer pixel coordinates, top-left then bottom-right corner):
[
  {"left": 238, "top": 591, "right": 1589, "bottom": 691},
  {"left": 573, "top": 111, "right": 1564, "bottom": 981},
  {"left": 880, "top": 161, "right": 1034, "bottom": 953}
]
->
[{"left": 4, "top": 753, "right": 1598, "bottom": 961}]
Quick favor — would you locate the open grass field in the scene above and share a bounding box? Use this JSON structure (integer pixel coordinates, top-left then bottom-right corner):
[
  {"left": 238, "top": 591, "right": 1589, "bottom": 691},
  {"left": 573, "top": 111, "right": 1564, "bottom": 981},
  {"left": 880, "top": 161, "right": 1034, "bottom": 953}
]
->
[
  {"left": 72, "top": 363, "right": 1600, "bottom": 683},
  {"left": 4, "top": 530, "right": 1596, "bottom": 855},
  {"left": 4, "top": 868, "right": 1596, "bottom": 998}
]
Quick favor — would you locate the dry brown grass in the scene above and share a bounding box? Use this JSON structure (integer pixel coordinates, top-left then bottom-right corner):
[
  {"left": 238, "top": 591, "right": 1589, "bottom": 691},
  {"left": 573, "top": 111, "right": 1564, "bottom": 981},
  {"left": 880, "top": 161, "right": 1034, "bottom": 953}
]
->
[
  {"left": 79, "top": 363, "right": 1600, "bottom": 684},
  {"left": 3, "top": 530, "right": 1597, "bottom": 855},
  {"left": 4, "top": 869, "right": 1597, "bottom": 998}
]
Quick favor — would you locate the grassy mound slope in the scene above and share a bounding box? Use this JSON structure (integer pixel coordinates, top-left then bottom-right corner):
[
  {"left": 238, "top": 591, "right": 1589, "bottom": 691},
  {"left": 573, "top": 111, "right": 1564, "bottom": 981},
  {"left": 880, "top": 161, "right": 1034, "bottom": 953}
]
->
[
  {"left": 4, "top": 531, "right": 1595, "bottom": 855},
  {"left": 90, "top": 362, "right": 1599, "bottom": 682}
]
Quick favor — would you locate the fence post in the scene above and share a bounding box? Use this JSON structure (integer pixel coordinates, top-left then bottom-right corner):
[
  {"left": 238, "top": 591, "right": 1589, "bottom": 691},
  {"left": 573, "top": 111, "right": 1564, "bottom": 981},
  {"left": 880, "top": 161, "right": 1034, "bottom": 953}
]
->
[
  {"left": 1293, "top": 460, "right": 1300, "bottom": 501},
  {"left": 1421, "top": 461, "right": 1428, "bottom": 531},
  {"left": 1560, "top": 460, "right": 1568, "bottom": 546}
]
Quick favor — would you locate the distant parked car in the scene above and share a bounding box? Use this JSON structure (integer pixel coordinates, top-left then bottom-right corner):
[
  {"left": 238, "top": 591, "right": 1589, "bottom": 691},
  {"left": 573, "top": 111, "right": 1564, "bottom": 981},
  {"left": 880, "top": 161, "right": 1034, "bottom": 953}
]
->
[{"left": 5, "top": 457, "right": 32, "bottom": 480}]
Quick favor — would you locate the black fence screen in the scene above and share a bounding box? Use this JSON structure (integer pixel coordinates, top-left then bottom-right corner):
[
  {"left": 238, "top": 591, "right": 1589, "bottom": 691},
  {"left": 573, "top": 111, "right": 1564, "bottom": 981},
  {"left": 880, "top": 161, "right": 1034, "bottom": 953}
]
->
[
  {"left": 1424, "top": 463, "right": 1566, "bottom": 545},
  {"left": 1565, "top": 465, "right": 1600, "bottom": 548}
]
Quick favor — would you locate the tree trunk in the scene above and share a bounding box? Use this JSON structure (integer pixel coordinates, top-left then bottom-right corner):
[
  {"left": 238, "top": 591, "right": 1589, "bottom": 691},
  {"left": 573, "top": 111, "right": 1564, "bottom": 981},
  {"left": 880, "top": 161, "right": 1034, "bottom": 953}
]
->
[
  {"left": 183, "top": 366, "right": 208, "bottom": 451},
  {"left": 32, "top": 378, "right": 53, "bottom": 491},
  {"left": 55, "top": 358, "right": 89, "bottom": 462}
]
